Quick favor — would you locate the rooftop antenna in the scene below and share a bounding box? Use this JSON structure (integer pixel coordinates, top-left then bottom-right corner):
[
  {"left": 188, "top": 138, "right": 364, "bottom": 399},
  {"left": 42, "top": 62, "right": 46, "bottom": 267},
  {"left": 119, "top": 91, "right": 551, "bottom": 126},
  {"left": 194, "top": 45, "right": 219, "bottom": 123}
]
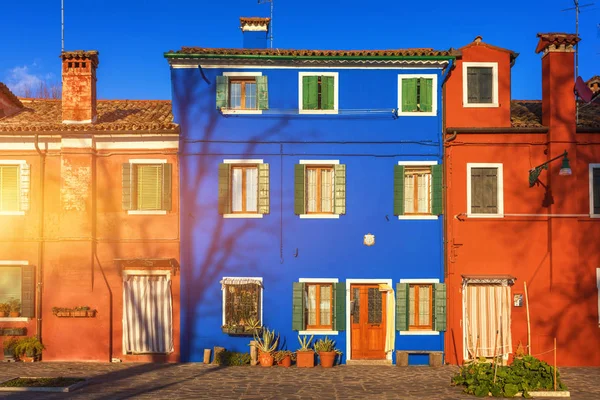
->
[
  {"left": 258, "top": 0, "right": 274, "bottom": 48},
  {"left": 61, "top": 0, "right": 65, "bottom": 52},
  {"left": 562, "top": 0, "right": 595, "bottom": 123}
]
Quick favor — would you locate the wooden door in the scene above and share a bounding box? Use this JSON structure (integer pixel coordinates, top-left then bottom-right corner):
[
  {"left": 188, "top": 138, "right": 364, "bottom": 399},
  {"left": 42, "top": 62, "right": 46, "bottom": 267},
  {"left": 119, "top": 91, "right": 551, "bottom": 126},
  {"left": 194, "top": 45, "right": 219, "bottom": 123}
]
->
[{"left": 350, "top": 284, "right": 387, "bottom": 359}]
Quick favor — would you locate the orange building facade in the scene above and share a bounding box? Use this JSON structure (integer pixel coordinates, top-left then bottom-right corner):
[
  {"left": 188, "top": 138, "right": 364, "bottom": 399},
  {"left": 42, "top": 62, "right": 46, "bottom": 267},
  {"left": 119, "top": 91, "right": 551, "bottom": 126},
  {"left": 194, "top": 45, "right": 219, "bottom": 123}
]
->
[
  {"left": 444, "top": 33, "right": 600, "bottom": 366},
  {"left": 0, "top": 51, "right": 181, "bottom": 362}
]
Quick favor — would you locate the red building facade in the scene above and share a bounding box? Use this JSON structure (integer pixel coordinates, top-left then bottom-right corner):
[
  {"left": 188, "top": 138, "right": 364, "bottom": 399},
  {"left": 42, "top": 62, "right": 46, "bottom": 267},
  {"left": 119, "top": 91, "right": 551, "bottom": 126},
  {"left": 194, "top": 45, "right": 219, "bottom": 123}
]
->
[
  {"left": 444, "top": 33, "right": 600, "bottom": 366},
  {"left": 0, "top": 51, "right": 181, "bottom": 362}
]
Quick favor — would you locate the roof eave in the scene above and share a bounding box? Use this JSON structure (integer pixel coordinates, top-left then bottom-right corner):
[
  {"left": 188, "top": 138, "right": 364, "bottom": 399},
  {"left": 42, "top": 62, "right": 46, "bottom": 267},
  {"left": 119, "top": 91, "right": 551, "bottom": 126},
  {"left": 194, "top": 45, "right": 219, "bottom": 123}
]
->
[{"left": 163, "top": 52, "right": 456, "bottom": 62}]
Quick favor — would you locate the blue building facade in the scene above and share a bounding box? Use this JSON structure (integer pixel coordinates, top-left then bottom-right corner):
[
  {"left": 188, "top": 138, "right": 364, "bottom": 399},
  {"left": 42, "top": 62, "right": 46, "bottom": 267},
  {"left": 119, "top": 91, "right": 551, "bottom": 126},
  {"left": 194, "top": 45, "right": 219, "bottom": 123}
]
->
[{"left": 166, "top": 18, "right": 455, "bottom": 364}]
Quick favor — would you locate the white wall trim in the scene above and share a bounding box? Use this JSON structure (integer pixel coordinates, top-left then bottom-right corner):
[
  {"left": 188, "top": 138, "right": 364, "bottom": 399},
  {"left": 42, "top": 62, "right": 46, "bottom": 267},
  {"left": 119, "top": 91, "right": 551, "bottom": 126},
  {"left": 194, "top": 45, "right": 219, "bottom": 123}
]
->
[
  {"left": 462, "top": 62, "right": 499, "bottom": 108},
  {"left": 466, "top": 163, "right": 504, "bottom": 218},
  {"left": 223, "top": 159, "right": 264, "bottom": 164},
  {"left": 345, "top": 278, "right": 394, "bottom": 361},
  {"left": 222, "top": 72, "right": 263, "bottom": 77},
  {"left": 397, "top": 74, "right": 438, "bottom": 116},
  {"left": 221, "top": 109, "right": 263, "bottom": 115},
  {"left": 129, "top": 159, "right": 167, "bottom": 164},
  {"left": 127, "top": 210, "right": 168, "bottom": 215},
  {"left": 397, "top": 160, "right": 438, "bottom": 166},
  {"left": 61, "top": 138, "right": 93, "bottom": 148},
  {"left": 223, "top": 213, "right": 263, "bottom": 219},
  {"left": 298, "top": 72, "right": 339, "bottom": 114},
  {"left": 596, "top": 268, "right": 600, "bottom": 327},
  {"left": 399, "top": 278, "right": 440, "bottom": 283},
  {"left": 0, "top": 160, "right": 27, "bottom": 165},
  {"left": 299, "top": 214, "right": 340, "bottom": 219},
  {"left": 0, "top": 211, "right": 25, "bottom": 216},
  {"left": 399, "top": 330, "right": 440, "bottom": 336},
  {"left": 299, "top": 278, "right": 339, "bottom": 283},
  {"left": 299, "top": 330, "right": 339, "bottom": 336},
  {"left": 589, "top": 164, "right": 600, "bottom": 217},
  {"left": 299, "top": 160, "right": 339, "bottom": 165},
  {"left": 397, "top": 215, "right": 438, "bottom": 220},
  {"left": 0, "top": 261, "right": 28, "bottom": 265},
  {"left": 122, "top": 269, "right": 171, "bottom": 278},
  {"left": 221, "top": 277, "right": 264, "bottom": 326}
]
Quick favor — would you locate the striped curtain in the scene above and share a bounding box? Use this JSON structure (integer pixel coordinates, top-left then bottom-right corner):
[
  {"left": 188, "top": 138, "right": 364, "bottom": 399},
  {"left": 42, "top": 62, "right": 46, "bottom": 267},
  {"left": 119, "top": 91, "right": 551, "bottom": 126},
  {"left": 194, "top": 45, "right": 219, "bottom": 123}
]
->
[
  {"left": 123, "top": 275, "right": 173, "bottom": 354},
  {"left": 465, "top": 284, "right": 512, "bottom": 358}
]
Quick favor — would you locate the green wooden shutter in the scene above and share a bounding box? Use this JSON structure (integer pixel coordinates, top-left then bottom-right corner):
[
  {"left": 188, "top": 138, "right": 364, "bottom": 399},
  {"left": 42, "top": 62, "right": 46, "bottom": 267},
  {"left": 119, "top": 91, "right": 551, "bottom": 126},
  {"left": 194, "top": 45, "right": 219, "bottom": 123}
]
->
[
  {"left": 593, "top": 168, "right": 600, "bottom": 214},
  {"left": 216, "top": 76, "right": 229, "bottom": 109},
  {"left": 294, "top": 164, "right": 306, "bottom": 215},
  {"left": 302, "top": 76, "right": 318, "bottom": 110},
  {"left": 256, "top": 76, "right": 269, "bottom": 110},
  {"left": 258, "top": 163, "right": 270, "bottom": 214},
  {"left": 122, "top": 163, "right": 133, "bottom": 210},
  {"left": 431, "top": 164, "right": 442, "bottom": 215},
  {"left": 334, "top": 164, "right": 346, "bottom": 215},
  {"left": 472, "top": 167, "right": 498, "bottom": 214},
  {"left": 162, "top": 163, "right": 172, "bottom": 211},
  {"left": 292, "top": 282, "right": 305, "bottom": 331},
  {"left": 393, "top": 165, "right": 405, "bottom": 216},
  {"left": 19, "top": 163, "right": 30, "bottom": 212},
  {"left": 478, "top": 68, "right": 493, "bottom": 103},
  {"left": 420, "top": 78, "right": 433, "bottom": 112},
  {"left": 433, "top": 283, "right": 447, "bottom": 332},
  {"left": 402, "top": 78, "right": 417, "bottom": 112},
  {"left": 466, "top": 67, "right": 480, "bottom": 103},
  {"left": 395, "top": 283, "right": 409, "bottom": 331},
  {"left": 218, "top": 163, "right": 231, "bottom": 215},
  {"left": 21, "top": 265, "right": 35, "bottom": 318},
  {"left": 333, "top": 282, "right": 346, "bottom": 331},
  {"left": 321, "top": 76, "right": 335, "bottom": 110}
]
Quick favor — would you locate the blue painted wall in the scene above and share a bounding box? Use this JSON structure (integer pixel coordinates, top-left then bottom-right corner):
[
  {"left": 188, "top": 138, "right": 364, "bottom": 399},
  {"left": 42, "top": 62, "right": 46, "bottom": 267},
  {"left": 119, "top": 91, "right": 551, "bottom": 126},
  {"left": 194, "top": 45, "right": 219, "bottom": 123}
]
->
[{"left": 171, "top": 64, "right": 446, "bottom": 364}]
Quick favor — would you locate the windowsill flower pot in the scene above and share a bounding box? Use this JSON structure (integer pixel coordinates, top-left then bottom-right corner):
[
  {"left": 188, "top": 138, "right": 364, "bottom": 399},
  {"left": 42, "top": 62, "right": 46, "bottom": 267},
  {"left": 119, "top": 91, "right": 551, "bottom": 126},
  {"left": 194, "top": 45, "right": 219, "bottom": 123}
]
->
[
  {"left": 314, "top": 336, "right": 341, "bottom": 368},
  {"left": 0, "top": 303, "right": 10, "bottom": 318},
  {"left": 296, "top": 334, "right": 315, "bottom": 368},
  {"left": 8, "top": 299, "right": 21, "bottom": 318},
  {"left": 251, "top": 327, "right": 278, "bottom": 368}
]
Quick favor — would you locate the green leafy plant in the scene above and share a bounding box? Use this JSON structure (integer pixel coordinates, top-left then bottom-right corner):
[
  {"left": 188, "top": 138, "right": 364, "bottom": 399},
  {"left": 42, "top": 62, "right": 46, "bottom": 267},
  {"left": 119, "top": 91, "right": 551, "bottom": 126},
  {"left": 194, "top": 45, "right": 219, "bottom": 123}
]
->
[
  {"left": 14, "top": 336, "right": 45, "bottom": 358},
  {"left": 451, "top": 355, "right": 567, "bottom": 398},
  {"left": 252, "top": 327, "right": 279, "bottom": 353},
  {"left": 244, "top": 317, "right": 261, "bottom": 333},
  {"left": 3, "top": 337, "right": 19, "bottom": 356},
  {"left": 273, "top": 350, "right": 297, "bottom": 362},
  {"left": 0, "top": 303, "right": 10, "bottom": 314},
  {"left": 297, "top": 334, "right": 314, "bottom": 351},
  {"left": 215, "top": 350, "right": 251, "bottom": 366},
  {"left": 8, "top": 299, "right": 20, "bottom": 313}
]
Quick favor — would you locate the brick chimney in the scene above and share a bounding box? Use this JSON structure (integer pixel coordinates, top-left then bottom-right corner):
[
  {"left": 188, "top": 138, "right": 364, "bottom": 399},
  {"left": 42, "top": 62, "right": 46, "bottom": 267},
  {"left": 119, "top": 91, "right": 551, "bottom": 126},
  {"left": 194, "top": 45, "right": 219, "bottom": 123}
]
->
[
  {"left": 535, "top": 33, "right": 579, "bottom": 141},
  {"left": 61, "top": 50, "right": 99, "bottom": 124},
  {"left": 240, "top": 17, "right": 270, "bottom": 49}
]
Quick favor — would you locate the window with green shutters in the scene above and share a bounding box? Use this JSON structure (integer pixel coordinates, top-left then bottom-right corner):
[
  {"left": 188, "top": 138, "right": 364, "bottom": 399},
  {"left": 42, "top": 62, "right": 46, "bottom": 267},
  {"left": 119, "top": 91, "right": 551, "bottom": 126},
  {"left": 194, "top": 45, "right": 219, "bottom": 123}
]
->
[
  {"left": 299, "top": 73, "right": 338, "bottom": 113},
  {"left": 218, "top": 162, "right": 270, "bottom": 216},
  {"left": 463, "top": 63, "right": 498, "bottom": 107},
  {"left": 590, "top": 165, "right": 600, "bottom": 216},
  {"left": 295, "top": 163, "right": 345, "bottom": 217},
  {"left": 394, "top": 163, "right": 442, "bottom": 217},
  {"left": 395, "top": 282, "right": 446, "bottom": 332},
  {"left": 0, "top": 265, "right": 35, "bottom": 318},
  {"left": 292, "top": 281, "right": 346, "bottom": 332},
  {"left": 216, "top": 75, "right": 269, "bottom": 111},
  {"left": 0, "top": 163, "right": 30, "bottom": 214},
  {"left": 398, "top": 75, "right": 436, "bottom": 115},
  {"left": 467, "top": 163, "right": 503, "bottom": 216},
  {"left": 122, "top": 162, "right": 172, "bottom": 212}
]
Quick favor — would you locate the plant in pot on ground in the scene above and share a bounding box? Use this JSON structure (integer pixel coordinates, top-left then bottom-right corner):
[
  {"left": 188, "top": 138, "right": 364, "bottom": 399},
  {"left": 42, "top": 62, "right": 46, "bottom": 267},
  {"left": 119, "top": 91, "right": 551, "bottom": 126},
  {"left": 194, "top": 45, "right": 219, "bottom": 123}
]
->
[
  {"left": 14, "top": 336, "right": 45, "bottom": 362},
  {"left": 251, "top": 327, "right": 279, "bottom": 367},
  {"left": 314, "top": 336, "right": 342, "bottom": 368},
  {"left": 3, "top": 337, "right": 19, "bottom": 361},
  {"left": 0, "top": 303, "right": 9, "bottom": 318},
  {"left": 8, "top": 299, "right": 20, "bottom": 317},
  {"left": 296, "top": 335, "right": 315, "bottom": 368},
  {"left": 273, "top": 350, "right": 296, "bottom": 368}
]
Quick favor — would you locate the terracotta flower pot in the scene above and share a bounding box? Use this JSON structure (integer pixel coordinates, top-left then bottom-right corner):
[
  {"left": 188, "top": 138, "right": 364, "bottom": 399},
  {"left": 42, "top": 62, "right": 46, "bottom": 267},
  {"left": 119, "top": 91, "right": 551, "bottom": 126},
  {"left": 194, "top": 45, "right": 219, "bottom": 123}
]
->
[
  {"left": 9, "top": 312, "right": 20, "bottom": 318},
  {"left": 258, "top": 351, "right": 273, "bottom": 367},
  {"left": 296, "top": 350, "right": 315, "bottom": 368},
  {"left": 277, "top": 355, "right": 291, "bottom": 368},
  {"left": 319, "top": 351, "right": 336, "bottom": 368},
  {"left": 0, "top": 312, "right": 6, "bottom": 318}
]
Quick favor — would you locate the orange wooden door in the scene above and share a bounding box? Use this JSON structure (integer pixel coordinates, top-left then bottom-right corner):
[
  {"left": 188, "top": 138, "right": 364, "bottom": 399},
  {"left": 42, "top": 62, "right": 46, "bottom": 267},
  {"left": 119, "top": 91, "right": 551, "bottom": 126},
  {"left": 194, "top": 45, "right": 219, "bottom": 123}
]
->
[{"left": 350, "top": 284, "right": 387, "bottom": 359}]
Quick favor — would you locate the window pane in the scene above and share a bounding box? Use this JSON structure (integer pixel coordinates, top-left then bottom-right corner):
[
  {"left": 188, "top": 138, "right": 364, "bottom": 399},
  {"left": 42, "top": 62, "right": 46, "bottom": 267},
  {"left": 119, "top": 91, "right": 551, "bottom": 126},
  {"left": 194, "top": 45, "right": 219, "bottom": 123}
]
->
[
  {"left": 231, "top": 168, "right": 243, "bottom": 212},
  {"left": 224, "top": 283, "right": 260, "bottom": 325},
  {"left": 245, "top": 168, "right": 257, "bottom": 212},
  {"left": 307, "top": 285, "right": 317, "bottom": 326},
  {"left": 418, "top": 286, "right": 430, "bottom": 326},
  {"left": 404, "top": 174, "right": 414, "bottom": 213},
  {"left": 409, "top": 285, "right": 415, "bottom": 326},
  {"left": 306, "top": 169, "right": 317, "bottom": 212},
  {"left": 417, "top": 173, "right": 430, "bottom": 213},
  {"left": 0, "top": 267, "right": 21, "bottom": 304},
  {"left": 321, "top": 169, "right": 332, "bottom": 212},
  {"left": 245, "top": 83, "right": 256, "bottom": 109},
  {"left": 230, "top": 83, "right": 241, "bottom": 109},
  {"left": 367, "top": 288, "right": 382, "bottom": 324},
  {"left": 137, "top": 165, "right": 162, "bottom": 210},
  {"left": 0, "top": 166, "right": 19, "bottom": 212},
  {"left": 319, "top": 285, "right": 331, "bottom": 326},
  {"left": 352, "top": 288, "right": 360, "bottom": 323}
]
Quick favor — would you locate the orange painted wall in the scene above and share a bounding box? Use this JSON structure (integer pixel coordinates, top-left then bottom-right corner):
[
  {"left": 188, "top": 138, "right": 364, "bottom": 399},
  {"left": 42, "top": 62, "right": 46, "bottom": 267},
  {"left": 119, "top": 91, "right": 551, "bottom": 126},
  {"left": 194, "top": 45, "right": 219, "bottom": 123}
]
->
[{"left": 0, "top": 146, "right": 180, "bottom": 362}]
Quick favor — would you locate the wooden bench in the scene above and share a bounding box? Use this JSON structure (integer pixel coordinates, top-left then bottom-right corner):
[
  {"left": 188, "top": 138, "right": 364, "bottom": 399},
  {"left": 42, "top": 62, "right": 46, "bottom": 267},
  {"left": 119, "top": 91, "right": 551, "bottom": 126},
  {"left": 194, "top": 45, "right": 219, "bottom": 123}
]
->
[{"left": 396, "top": 350, "right": 443, "bottom": 367}]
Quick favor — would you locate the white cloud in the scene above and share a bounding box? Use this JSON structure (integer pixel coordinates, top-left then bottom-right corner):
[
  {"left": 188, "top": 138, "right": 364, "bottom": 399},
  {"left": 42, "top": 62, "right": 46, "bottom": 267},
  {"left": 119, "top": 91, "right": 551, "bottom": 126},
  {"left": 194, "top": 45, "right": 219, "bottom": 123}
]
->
[{"left": 5, "top": 65, "right": 57, "bottom": 97}]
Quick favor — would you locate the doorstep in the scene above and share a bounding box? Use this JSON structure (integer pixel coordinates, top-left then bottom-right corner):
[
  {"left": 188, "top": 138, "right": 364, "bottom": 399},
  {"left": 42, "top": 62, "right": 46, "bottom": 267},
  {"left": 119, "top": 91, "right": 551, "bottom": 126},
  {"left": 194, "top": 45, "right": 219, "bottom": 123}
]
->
[{"left": 345, "top": 360, "right": 393, "bottom": 366}]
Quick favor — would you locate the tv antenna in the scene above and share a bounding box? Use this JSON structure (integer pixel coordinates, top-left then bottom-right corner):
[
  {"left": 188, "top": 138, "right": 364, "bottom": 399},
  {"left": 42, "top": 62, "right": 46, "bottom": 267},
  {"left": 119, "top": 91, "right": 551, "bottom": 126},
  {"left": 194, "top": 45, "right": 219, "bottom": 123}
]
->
[
  {"left": 61, "top": 0, "right": 65, "bottom": 52},
  {"left": 258, "top": 0, "right": 274, "bottom": 48}
]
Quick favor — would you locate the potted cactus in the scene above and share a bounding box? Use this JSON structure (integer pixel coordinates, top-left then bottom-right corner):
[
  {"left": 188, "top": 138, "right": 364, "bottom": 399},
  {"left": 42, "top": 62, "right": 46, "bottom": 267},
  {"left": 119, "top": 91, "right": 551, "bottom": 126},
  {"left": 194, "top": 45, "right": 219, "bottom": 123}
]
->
[
  {"left": 0, "top": 303, "right": 9, "bottom": 318},
  {"left": 314, "top": 336, "right": 341, "bottom": 368},
  {"left": 251, "top": 327, "right": 278, "bottom": 367},
  {"left": 273, "top": 350, "right": 296, "bottom": 368},
  {"left": 296, "top": 334, "right": 315, "bottom": 368}
]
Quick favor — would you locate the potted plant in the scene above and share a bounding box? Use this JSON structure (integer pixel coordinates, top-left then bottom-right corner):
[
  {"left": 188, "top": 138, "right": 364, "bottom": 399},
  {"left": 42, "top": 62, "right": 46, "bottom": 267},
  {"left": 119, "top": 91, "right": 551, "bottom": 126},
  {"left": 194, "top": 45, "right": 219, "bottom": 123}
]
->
[
  {"left": 296, "top": 334, "right": 315, "bottom": 368},
  {"left": 14, "top": 336, "right": 45, "bottom": 362},
  {"left": 314, "top": 336, "right": 341, "bottom": 368},
  {"left": 3, "top": 337, "right": 18, "bottom": 361},
  {"left": 0, "top": 303, "right": 9, "bottom": 318},
  {"left": 73, "top": 306, "right": 90, "bottom": 317},
  {"left": 273, "top": 350, "right": 296, "bottom": 368},
  {"left": 8, "top": 299, "right": 20, "bottom": 317},
  {"left": 251, "top": 327, "right": 278, "bottom": 367}
]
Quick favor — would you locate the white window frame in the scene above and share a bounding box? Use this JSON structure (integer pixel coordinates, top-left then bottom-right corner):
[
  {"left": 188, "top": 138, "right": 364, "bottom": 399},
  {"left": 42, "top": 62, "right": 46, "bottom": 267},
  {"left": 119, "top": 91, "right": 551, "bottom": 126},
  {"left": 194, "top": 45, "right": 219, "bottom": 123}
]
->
[
  {"left": 222, "top": 159, "right": 264, "bottom": 219},
  {"left": 597, "top": 268, "right": 600, "bottom": 327},
  {"left": 0, "top": 160, "right": 26, "bottom": 216},
  {"left": 399, "top": 278, "right": 440, "bottom": 336},
  {"left": 298, "top": 278, "right": 339, "bottom": 336},
  {"left": 221, "top": 72, "right": 263, "bottom": 115},
  {"left": 466, "top": 163, "right": 504, "bottom": 218},
  {"left": 397, "top": 74, "right": 438, "bottom": 117},
  {"left": 127, "top": 159, "right": 168, "bottom": 215},
  {"left": 462, "top": 62, "right": 499, "bottom": 108},
  {"left": 589, "top": 164, "right": 600, "bottom": 218},
  {"left": 221, "top": 277, "right": 264, "bottom": 326},
  {"left": 298, "top": 159, "right": 340, "bottom": 219},
  {"left": 298, "top": 72, "right": 339, "bottom": 115},
  {"left": 0, "top": 260, "right": 30, "bottom": 322},
  {"left": 397, "top": 161, "right": 439, "bottom": 220}
]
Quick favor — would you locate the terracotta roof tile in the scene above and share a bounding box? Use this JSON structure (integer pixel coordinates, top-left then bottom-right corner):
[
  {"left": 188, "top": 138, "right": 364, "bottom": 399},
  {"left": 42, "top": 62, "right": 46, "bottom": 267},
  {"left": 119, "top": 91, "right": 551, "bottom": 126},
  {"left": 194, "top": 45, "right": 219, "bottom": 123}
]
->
[
  {"left": 0, "top": 83, "right": 24, "bottom": 109},
  {"left": 460, "top": 36, "right": 519, "bottom": 61},
  {"left": 167, "top": 47, "right": 457, "bottom": 58},
  {"left": 535, "top": 33, "right": 580, "bottom": 54},
  {"left": 0, "top": 99, "right": 179, "bottom": 133},
  {"left": 586, "top": 75, "right": 600, "bottom": 85},
  {"left": 511, "top": 100, "right": 600, "bottom": 129}
]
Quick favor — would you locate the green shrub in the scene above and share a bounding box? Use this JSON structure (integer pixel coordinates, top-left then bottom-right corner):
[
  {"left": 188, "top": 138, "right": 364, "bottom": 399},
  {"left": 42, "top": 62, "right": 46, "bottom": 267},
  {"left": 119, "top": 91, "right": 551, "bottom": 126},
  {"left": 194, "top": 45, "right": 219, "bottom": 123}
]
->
[
  {"left": 215, "top": 350, "right": 251, "bottom": 366},
  {"left": 451, "top": 355, "right": 567, "bottom": 398}
]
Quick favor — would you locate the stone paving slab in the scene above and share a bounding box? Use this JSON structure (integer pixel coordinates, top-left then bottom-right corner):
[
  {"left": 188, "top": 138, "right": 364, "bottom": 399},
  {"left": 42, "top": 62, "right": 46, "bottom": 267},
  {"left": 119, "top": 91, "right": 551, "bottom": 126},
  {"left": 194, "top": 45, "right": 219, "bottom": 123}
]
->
[{"left": 0, "top": 363, "right": 596, "bottom": 399}]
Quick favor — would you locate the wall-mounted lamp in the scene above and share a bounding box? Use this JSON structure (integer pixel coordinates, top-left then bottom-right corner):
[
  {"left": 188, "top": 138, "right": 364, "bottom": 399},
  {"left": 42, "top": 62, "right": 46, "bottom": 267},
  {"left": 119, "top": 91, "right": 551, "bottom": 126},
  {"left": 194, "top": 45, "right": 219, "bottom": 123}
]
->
[{"left": 528, "top": 150, "right": 572, "bottom": 187}]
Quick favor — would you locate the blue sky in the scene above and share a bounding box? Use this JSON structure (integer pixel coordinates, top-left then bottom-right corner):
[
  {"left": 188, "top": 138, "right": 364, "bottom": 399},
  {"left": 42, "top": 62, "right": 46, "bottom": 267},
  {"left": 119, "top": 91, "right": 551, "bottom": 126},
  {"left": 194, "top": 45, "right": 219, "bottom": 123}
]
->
[{"left": 2, "top": 0, "right": 598, "bottom": 100}]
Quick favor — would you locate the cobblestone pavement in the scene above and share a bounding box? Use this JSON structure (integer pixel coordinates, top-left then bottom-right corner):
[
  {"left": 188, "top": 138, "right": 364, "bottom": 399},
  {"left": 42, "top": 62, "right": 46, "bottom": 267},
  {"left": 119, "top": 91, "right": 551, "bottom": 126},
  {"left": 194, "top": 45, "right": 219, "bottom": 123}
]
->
[{"left": 0, "top": 363, "right": 597, "bottom": 399}]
